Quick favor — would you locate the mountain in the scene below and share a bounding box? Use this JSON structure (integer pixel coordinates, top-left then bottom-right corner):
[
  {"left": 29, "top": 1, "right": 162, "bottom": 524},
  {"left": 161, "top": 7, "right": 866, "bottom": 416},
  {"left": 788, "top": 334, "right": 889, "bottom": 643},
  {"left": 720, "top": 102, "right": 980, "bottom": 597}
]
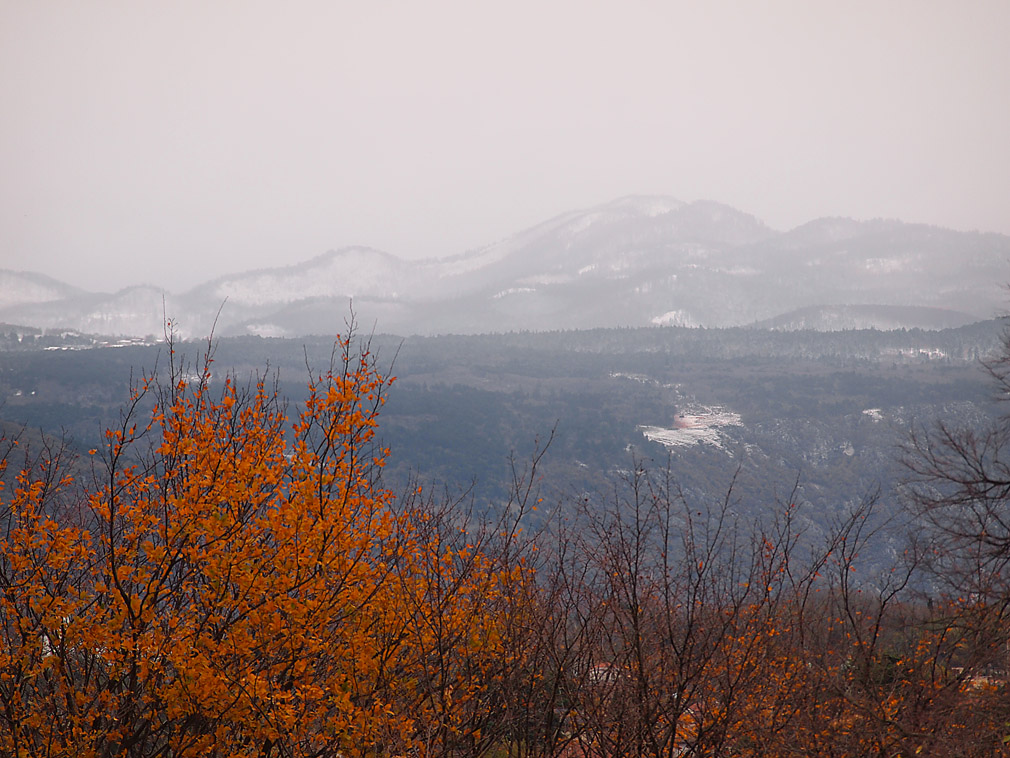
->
[
  {"left": 2, "top": 196, "right": 1008, "bottom": 338},
  {"left": 0, "top": 270, "right": 84, "bottom": 311}
]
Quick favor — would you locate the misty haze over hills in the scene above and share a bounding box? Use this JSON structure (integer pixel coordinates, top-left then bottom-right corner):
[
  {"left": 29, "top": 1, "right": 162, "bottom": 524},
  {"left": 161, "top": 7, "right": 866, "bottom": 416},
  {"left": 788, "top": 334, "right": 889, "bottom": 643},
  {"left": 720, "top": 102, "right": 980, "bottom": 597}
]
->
[{"left": 3, "top": 196, "right": 1006, "bottom": 339}]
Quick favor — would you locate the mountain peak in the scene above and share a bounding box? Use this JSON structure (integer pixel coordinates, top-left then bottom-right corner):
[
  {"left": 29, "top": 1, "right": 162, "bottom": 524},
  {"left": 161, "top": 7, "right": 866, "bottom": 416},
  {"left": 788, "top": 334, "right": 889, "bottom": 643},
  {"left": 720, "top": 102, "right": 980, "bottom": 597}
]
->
[{"left": 603, "top": 195, "right": 686, "bottom": 216}]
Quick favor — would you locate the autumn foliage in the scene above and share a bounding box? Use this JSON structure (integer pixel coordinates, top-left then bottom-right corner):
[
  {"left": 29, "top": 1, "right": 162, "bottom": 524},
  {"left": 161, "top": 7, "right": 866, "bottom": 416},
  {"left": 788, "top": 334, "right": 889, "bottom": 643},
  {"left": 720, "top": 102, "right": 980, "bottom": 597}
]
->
[{"left": 2, "top": 332, "right": 1010, "bottom": 757}]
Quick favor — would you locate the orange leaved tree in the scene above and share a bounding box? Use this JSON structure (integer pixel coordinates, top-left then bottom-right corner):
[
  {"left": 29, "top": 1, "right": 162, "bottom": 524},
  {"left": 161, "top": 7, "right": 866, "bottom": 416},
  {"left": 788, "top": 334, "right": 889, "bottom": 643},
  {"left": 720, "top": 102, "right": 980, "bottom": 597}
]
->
[{"left": 0, "top": 333, "right": 428, "bottom": 757}]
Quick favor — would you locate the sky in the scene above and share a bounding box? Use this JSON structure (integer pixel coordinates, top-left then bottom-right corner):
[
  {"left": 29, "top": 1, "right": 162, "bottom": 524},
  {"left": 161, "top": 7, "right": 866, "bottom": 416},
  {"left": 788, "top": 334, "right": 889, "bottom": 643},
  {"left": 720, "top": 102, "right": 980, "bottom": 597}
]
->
[{"left": 2, "top": 0, "right": 1009, "bottom": 293}]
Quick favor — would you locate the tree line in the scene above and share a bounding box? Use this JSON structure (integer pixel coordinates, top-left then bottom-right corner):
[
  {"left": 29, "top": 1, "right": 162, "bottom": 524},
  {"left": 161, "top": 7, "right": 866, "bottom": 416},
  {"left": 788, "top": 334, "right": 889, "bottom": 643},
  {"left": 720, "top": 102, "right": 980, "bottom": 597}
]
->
[{"left": 2, "top": 328, "right": 1009, "bottom": 757}]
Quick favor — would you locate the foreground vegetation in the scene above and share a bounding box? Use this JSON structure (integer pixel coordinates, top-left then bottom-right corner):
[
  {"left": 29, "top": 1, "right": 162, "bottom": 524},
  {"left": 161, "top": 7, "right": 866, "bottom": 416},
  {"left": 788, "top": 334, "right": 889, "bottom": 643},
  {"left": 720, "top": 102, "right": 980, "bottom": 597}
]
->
[{"left": 2, "top": 328, "right": 1010, "bottom": 756}]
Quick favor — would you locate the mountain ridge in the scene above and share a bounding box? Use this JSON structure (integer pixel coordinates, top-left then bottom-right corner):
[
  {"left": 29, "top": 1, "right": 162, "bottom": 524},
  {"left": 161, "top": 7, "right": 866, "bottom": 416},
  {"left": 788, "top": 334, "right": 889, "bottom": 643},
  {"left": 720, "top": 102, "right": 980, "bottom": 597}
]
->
[{"left": 3, "top": 196, "right": 1008, "bottom": 338}]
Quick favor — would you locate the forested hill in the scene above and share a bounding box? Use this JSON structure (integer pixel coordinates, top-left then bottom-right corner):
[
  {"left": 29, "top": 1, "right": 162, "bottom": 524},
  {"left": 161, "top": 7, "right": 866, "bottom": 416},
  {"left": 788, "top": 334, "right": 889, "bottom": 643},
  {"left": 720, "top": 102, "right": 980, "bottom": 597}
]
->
[{"left": 2, "top": 319, "right": 1004, "bottom": 574}]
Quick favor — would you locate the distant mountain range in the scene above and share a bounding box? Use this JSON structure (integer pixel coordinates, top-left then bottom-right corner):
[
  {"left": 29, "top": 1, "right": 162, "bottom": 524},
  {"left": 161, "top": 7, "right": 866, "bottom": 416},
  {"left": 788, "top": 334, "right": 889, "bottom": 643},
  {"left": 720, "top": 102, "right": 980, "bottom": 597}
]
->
[{"left": 3, "top": 196, "right": 1007, "bottom": 338}]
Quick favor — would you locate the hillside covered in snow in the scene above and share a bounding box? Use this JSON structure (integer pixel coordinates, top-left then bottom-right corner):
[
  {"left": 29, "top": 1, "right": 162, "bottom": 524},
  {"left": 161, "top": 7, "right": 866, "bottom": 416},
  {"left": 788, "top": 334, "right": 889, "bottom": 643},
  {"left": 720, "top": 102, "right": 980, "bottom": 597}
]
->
[{"left": 2, "top": 196, "right": 1006, "bottom": 338}]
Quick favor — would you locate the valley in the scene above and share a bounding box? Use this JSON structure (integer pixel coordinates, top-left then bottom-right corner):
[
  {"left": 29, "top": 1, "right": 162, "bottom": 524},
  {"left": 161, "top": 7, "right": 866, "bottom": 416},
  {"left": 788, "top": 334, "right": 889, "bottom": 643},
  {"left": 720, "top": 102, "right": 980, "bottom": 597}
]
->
[{"left": 1, "top": 318, "right": 1002, "bottom": 576}]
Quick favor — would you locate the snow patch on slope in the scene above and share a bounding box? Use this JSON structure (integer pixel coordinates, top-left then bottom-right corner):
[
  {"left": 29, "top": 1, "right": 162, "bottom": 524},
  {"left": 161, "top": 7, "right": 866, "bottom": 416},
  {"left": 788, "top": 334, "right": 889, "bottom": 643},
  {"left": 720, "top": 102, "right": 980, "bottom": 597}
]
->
[
  {"left": 518, "top": 273, "right": 572, "bottom": 286},
  {"left": 865, "top": 256, "right": 913, "bottom": 274},
  {"left": 493, "top": 287, "right": 536, "bottom": 299},
  {"left": 651, "top": 310, "right": 697, "bottom": 327},
  {"left": 640, "top": 406, "right": 742, "bottom": 450}
]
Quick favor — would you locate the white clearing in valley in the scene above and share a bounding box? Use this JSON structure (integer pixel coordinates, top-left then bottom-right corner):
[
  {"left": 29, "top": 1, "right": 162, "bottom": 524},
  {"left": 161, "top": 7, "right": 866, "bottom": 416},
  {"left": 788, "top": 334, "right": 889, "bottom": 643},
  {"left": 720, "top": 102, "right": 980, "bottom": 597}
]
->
[{"left": 640, "top": 407, "right": 742, "bottom": 450}]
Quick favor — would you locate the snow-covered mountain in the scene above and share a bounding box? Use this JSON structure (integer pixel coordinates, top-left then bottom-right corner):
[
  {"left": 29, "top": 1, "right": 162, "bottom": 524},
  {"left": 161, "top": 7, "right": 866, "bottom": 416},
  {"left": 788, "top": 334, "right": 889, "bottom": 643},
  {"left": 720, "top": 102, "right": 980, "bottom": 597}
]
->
[
  {"left": 0, "top": 271, "right": 84, "bottom": 311},
  {"left": 3, "top": 196, "right": 1008, "bottom": 338}
]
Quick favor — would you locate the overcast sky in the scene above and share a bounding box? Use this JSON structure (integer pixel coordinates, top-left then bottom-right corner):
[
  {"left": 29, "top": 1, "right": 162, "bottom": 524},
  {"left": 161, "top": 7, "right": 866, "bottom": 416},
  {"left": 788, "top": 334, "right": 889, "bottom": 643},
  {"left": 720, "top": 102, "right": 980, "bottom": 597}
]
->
[{"left": 2, "top": 1, "right": 1008, "bottom": 293}]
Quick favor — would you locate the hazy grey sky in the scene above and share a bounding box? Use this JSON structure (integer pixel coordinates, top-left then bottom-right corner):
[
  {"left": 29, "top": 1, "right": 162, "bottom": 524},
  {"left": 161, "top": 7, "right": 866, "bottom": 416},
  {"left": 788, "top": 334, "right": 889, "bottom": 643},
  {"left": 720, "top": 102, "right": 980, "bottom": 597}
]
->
[{"left": 2, "top": 1, "right": 1008, "bottom": 293}]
